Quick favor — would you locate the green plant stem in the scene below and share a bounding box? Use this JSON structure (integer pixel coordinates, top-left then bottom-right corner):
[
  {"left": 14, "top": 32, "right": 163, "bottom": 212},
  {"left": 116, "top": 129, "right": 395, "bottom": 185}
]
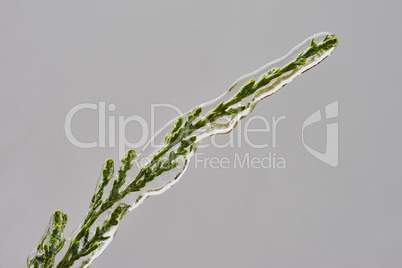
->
[{"left": 32, "top": 34, "right": 338, "bottom": 268}]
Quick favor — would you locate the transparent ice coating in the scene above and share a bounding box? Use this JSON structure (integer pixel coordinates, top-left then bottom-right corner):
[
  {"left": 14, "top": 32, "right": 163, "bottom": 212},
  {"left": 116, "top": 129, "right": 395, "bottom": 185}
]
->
[
  {"left": 29, "top": 32, "right": 337, "bottom": 268},
  {"left": 27, "top": 211, "right": 67, "bottom": 267}
]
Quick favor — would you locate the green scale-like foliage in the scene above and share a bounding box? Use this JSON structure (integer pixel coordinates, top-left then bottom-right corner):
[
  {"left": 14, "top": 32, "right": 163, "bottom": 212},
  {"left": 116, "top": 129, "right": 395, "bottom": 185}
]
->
[
  {"left": 29, "top": 34, "right": 338, "bottom": 268},
  {"left": 28, "top": 211, "right": 67, "bottom": 268}
]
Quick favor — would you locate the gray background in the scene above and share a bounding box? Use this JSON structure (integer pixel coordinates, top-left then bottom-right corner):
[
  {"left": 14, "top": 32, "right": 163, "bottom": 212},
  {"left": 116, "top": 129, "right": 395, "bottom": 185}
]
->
[{"left": 1, "top": 0, "right": 401, "bottom": 267}]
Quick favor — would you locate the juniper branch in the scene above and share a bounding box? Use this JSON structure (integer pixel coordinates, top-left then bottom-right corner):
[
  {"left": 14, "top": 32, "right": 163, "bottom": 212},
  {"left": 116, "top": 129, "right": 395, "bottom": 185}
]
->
[{"left": 29, "top": 34, "right": 338, "bottom": 268}]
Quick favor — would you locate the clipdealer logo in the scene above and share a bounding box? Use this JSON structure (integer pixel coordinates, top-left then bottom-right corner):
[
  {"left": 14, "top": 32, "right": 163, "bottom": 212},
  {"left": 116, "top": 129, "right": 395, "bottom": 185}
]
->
[
  {"left": 64, "top": 102, "right": 286, "bottom": 164},
  {"left": 302, "top": 101, "right": 338, "bottom": 167},
  {"left": 64, "top": 101, "right": 338, "bottom": 168}
]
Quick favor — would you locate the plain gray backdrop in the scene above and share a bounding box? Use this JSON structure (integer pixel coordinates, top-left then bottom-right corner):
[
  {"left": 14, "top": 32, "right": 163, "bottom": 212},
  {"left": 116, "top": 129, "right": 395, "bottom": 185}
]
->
[{"left": 1, "top": 0, "right": 401, "bottom": 267}]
